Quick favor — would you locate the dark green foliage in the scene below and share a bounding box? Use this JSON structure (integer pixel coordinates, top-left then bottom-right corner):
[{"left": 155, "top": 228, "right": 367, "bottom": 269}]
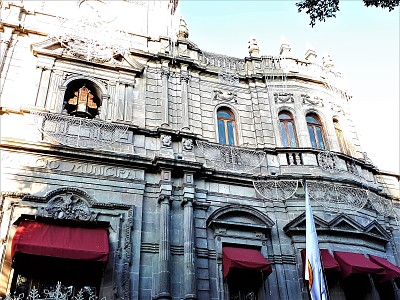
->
[{"left": 296, "top": 0, "right": 399, "bottom": 27}]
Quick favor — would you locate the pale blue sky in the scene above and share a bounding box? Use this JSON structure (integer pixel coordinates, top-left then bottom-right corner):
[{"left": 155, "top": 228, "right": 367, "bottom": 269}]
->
[{"left": 180, "top": 1, "right": 399, "bottom": 174}]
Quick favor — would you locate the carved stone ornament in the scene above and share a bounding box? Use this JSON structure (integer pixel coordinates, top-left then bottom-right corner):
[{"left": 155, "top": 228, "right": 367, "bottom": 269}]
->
[
  {"left": 161, "top": 134, "right": 172, "bottom": 147},
  {"left": 161, "top": 68, "right": 170, "bottom": 78},
  {"left": 182, "top": 138, "right": 194, "bottom": 150},
  {"left": 37, "top": 192, "right": 97, "bottom": 221},
  {"left": 274, "top": 92, "right": 294, "bottom": 103},
  {"left": 180, "top": 72, "right": 190, "bottom": 83},
  {"left": 330, "top": 102, "right": 344, "bottom": 115},
  {"left": 301, "top": 94, "right": 324, "bottom": 106},
  {"left": 213, "top": 90, "right": 237, "bottom": 102}
]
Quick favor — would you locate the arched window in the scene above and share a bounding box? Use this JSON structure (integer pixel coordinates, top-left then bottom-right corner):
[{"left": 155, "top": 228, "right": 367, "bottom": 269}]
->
[
  {"left": 63, "top": 80, "right": 101, "bottom": 119},
  {"left": 217, "top": 108, "right": 237, "bottom": 145},
  {"left": 306, "top": 113, "right": 326, "bottom": 149},
  {"left": 333, "top": 119, "right": 349, "bottom": 154},
  {"left": 279, "top": 111, "right": 298, "bottom": 147}
]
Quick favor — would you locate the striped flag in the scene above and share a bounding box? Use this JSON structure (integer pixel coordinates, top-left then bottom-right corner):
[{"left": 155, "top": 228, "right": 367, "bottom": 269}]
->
[{"left": 304, "top": 180, "right": 328, "bottom": 300}]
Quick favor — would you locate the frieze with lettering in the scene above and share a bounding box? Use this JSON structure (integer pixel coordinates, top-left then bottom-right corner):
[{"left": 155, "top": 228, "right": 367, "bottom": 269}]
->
[{"left": 1, "top": 152, "right": 141, "bottom": 180}]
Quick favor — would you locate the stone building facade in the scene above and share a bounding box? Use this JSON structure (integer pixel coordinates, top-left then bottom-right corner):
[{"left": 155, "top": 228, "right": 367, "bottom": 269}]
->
[{"left": 0, "top": 1, "right": 399, "bottom": 300}]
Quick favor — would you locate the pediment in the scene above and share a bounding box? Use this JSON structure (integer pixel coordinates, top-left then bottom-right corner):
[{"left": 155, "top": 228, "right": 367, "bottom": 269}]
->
[
  {"left": 31, "top": 37, "right": 65, "bottom": 56},
  {"left": 329, "top": 214, "right": 361, "bottom": 232},
  {"left": 364, "top": 220, "right": 391, "bottom": 240},
  {"left": 284, "top": 213, "right": 390, "bottom": 243},
  {"left": 31, "top": 38, "right": 145, "bottom": 72},
  {"left": 283, "top": 212, "right": 328, "bottom": 232},
  {"left": 207, "top": 204, "right": 274, "bottom": 232}
]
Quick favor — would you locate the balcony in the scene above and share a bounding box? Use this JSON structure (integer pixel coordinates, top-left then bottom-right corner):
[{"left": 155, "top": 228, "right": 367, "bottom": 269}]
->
[{"left": 31, "top": 111, "right": 131, "bottom": 152}]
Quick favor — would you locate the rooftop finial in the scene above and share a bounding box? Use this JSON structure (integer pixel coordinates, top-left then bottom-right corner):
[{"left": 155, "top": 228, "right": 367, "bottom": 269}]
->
[
  {"left": 177, "top": 16, "right": 189, "bottom": 39},
  {"left": 279, "top": 35, "right": 291, "bottom": 55},
  {"left": 305, "top": 42, "right": 317, "bottom": 62},
  {"left": 322, "top": 52, "right": 335, "bottom": 69},
  {"left": 248, "top": 35, "right": 260, "bottom": 58}
]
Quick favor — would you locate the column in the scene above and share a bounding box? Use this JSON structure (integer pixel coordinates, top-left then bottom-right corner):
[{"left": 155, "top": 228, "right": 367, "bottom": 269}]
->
[
  {"left": 180, "top": 64, "right": 190, "bottom": 130},
  {"left": 181, "top": 172, "right": 197, "bottom": 299},
  {"left": 157, "top": 169, "right": 173, "bottom": 299},
  {"left": 161, "top": 60, "right": 170, "bottom": 126}
]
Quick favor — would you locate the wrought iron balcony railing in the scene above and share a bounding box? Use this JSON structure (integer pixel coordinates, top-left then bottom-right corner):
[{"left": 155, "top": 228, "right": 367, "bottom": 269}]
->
[
  {"left": 32, "top": 111, "right": 129, "bottom": 150},
  {"left": 196, "top": 140, "right": 265, "bottom": 173}
]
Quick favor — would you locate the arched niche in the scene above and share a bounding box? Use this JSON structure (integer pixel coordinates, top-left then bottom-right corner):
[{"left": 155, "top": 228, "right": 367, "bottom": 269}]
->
[
  {"left": 62, "top": 79, "right": 103, "bottom": 118},
  {"left": 207, "top": 204, "right": 274, "bottom": 242}
]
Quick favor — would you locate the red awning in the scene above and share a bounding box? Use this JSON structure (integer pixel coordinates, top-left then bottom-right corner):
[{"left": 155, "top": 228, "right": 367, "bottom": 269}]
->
[
  {"left": 222, "top": 247, "right": 272, "bottom": 278},
  {"left": 333, "top": 251, "right": 385, "bottom": 279},
  {"left": 369, "top": 255, "right": 400, "bottom": 283},
  {"left": 12, "top": 221, "right": 109, "bottom": 262},
  {"left": 301, "top": 249, "right": 341, "bottom": 272}
]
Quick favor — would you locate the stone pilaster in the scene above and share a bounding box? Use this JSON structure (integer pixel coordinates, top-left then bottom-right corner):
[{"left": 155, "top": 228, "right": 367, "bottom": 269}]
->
[
  {"left": 181, "top": 172, "right": 197, "bottom": 299},
  {"left": 180, "top": 64, "right": 190, "bottom": 130},
  {"left": 157, "top": 169, "right": 173, "bottom": 300},
  {"left": 161, "top": 60, "right": 170, "bottom": 126}
]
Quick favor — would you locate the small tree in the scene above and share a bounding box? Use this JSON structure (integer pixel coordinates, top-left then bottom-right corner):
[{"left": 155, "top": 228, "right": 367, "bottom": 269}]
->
[{"left": 296, "top": 0, "right": 399, "bottom": 27}]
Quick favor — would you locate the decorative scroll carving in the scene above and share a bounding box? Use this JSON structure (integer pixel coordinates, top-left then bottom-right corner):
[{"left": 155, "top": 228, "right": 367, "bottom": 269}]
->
[
  {"left": 274, "top": 92, "right": 294, "bottom": 103},
  {"left": 52, "top": 13, "right": 131, "bottom": 63},
  {"left": 307, "top": 181, "right": 368, "bottom": 212},
  {"left": 37, "top": 192, "right": 97, "bottom": 221},
  {"left": 317, "top": 151, "right": 340, "bottom": 173},
  {"left": 213, "top": 90, "right": 237, "bottom": 102},
  {"left": 121, "top": 207, "right": 134, "bottom": 300},
  {"left": 301, "top": 94, "right": 323, "bottom": 106},
  {"left": 253, "top": 180, "right": 298, "bottom": 201},
  {"left": 6, "top": 280, "right": 106, "bottom": 300},
  {"left": 196, "top": 140, "right": 265, "bottom": 173},
  {"left": 218, "top": 68, "right": 239, "bottom": 86},
  {"left": 32, "top": 111, "right": 129, "bottom": 149}
]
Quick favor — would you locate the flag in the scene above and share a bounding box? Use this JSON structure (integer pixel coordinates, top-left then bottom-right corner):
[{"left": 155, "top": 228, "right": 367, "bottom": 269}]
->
[{"left": 304, "top": 180, "right": 328, "bottom": 300}]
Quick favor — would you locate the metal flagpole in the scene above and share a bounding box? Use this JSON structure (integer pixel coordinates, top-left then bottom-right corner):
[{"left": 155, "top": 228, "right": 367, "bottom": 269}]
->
[{"left": 304, "top": 178, "right": 329, "bottom": 300}]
